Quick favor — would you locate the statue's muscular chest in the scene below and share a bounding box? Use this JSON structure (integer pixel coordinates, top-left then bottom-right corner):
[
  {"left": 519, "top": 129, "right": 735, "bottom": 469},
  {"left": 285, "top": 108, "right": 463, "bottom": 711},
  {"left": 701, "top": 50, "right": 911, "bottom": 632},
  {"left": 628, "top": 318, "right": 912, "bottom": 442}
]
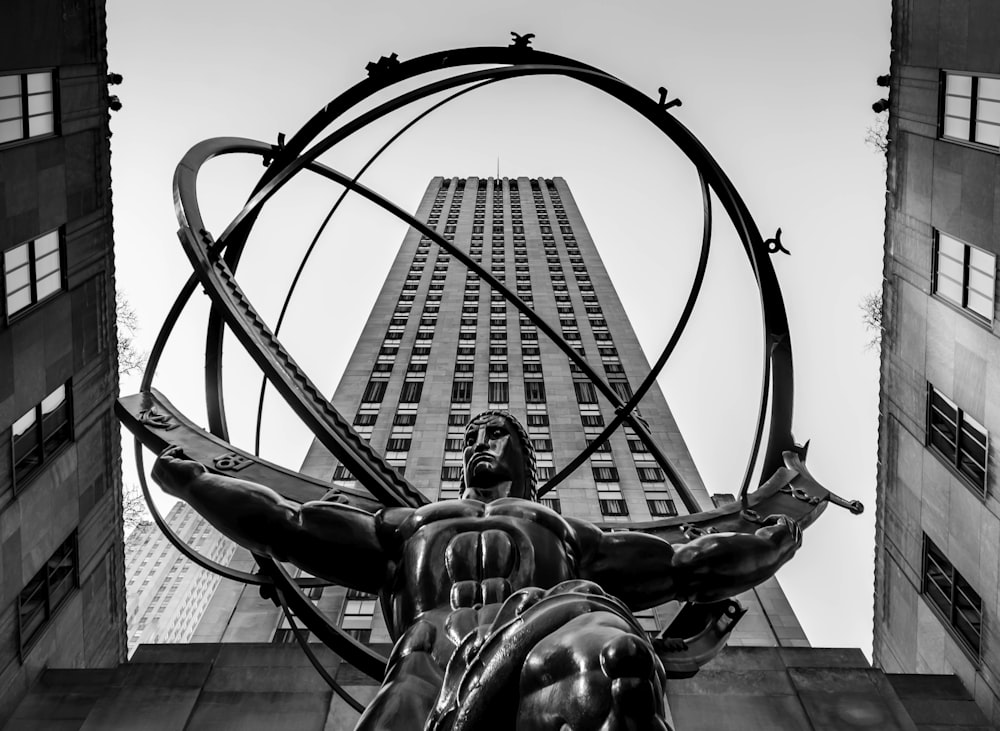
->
[{"left": 391, "top": 499, "right": 580, "bottom": 616}]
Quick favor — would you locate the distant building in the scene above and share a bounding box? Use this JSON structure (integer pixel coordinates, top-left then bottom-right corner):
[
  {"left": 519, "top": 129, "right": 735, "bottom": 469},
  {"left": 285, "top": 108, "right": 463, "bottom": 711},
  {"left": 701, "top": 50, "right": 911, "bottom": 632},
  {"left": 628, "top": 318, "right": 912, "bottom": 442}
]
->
[
  {"left": 191, "top": 176, "right": 809, "bottom": 670},
  {"left": 0, "top": 0, "right": 124, "bottom": 720},
  {"left": 874, "top": 0, "right": 1000, "bottom": 724},
  {"left": 124, "top": 504, "right": 234, "bottom": 656}
]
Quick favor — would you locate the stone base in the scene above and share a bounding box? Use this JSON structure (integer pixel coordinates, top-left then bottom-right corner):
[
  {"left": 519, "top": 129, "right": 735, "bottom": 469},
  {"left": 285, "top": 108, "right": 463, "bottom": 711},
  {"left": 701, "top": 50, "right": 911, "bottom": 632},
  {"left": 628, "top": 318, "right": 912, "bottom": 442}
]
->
[{"left": 2, "top": 644, "right": 992, "bottom": 730}]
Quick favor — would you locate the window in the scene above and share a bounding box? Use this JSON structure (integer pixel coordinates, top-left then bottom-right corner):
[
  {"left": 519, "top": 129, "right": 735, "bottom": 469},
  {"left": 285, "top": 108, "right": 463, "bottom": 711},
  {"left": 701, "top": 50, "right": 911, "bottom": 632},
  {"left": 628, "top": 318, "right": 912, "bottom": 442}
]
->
[
  {"left": 362, "top": 380, "right": 387, "bottom": 403},
  {"left": 941, "top": 72, "right": 1000, "bottom": 148},
  {"left": 18, "top": 532, "right": 77, "bottom": 654},
  {"left": 647, "top": 498, "right": 677, "bottom": 517},
  {"left": 574, "top": 382, "right": 598, "bottom": 404},
  {"left": 341, "top": 589, "right": 377, "bottom": 641},
  {"left": 399, "top": 381, "right": 423, "bottom": 403},
  {"left": 332, "top": 465, "right": 353, "bottom": 480},
  {"left": 598, "top": 497, "right": 628, "bottom": 516},
  {"left": 636, "top": 466, "right": 665, "bottom": 483},
  {"left": 387, "top": 438, "right": 411, "bottom": 452},
  {"left": 12, "top": 383, "right": 71, "bottom": 491},
  {"left": 586, "top": 439, "right": 611, "bottom": 453},
  {"left": 0, "top": 71, "right": 56, "bottom": 145},
  {"left": 525, "top": 380, "right": 546, "bottom": 404},
  {"left": 451, "top": 381, "right": 473, "bottom": 403},
  {"left": 3, "top": 229, "right": 63, "bottom": 318},
  {"left": 531, "top": 439, "right": 553, "bottom": 452},
  {"left": 354, "top": 413, "right": 378, "bottom": 426},
  {"left": 488, "top": 382, "right": 509, "bottom": 403},
  {"left": 442, "top": 466, "right": 463, "bottom": 481},
  {"left": 610, "top": 381, "right": 633, "bottom": 402},
  {"left": 932, "top": 231, "right": 995, "bottom": 322},
  {"left": 922, "top": 536, "right": 982, "bottom": 657},
  {"left": 593, "top": 466, "right": 620, "bottom": 482},
  {"left": 628, "top": 439, "right": 649, "bottom": 453},
  {"left": 448, "top": 412, "right": 469, "bottom": 427},
  {"left": 927, "top": 384, "right": 988, "bottom": 495}
]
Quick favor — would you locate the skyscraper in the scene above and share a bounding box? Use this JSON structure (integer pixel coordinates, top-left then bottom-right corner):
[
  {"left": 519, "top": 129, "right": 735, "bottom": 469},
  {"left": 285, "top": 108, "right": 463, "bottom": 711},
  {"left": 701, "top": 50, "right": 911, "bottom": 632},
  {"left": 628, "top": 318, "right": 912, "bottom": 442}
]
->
[
  {"left": 124, "top": 504, "right": 235, "bottom": 656},
  {"left": 874, "top": 0, "right": 1000, "bottom": 724},
  {"left": 191, "top": 176, "right": 808, "bottom": 669},
  {"left": 0, "top": 0, "right": 125, "bottom": 720}
]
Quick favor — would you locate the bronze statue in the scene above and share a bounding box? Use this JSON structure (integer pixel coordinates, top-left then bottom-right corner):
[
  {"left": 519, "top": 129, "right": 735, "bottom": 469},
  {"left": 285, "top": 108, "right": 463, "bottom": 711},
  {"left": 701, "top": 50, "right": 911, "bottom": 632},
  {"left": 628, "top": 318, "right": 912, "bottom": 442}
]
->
[{"left": 152, "top": 410, "right": 802, "bottom": 731}]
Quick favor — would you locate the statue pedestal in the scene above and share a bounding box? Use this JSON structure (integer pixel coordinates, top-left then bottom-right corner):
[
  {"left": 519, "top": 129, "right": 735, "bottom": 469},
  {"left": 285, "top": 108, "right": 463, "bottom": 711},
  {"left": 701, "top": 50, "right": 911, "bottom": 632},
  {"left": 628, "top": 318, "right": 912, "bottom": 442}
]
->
[{"left": 6, "top": 643, "right": 990, "bottom": 730}]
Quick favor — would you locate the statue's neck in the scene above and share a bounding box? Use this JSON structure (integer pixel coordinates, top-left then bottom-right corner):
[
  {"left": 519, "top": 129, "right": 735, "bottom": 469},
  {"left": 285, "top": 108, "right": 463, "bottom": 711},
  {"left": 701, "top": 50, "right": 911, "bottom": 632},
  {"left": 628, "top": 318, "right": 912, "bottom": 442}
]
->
[{"left": 462, "top": 480, "right": 515, "bottom": 502}]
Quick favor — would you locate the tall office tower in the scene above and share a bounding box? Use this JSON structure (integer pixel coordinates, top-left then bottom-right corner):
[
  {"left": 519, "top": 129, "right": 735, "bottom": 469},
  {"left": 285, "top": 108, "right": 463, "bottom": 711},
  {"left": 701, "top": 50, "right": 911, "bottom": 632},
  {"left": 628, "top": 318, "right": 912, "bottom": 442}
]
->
[
  {"left": 0, "top": 0, "right": 125, "bottom": 720},
  {"left": 193, "top": 176, "right": 808, "bottom": 658},
  {"left": 124, "top": 505, "right": 235, "bottom": 656},
  {"left": 875, "top": 0, "right": 1000, "bottom": 724}
]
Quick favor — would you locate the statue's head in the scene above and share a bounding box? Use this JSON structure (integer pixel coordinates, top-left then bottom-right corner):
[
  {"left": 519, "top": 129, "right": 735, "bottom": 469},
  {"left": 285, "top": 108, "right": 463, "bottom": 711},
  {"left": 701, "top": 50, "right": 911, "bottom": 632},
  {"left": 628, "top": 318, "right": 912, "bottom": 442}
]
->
[{"left": 460, "top": 410, "right": 537, "bottom": 502}]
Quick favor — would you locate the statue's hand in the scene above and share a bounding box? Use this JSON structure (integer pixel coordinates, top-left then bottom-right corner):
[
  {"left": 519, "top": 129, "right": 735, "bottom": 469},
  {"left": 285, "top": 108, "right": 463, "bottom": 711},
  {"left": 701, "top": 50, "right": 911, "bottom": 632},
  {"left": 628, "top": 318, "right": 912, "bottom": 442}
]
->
[
  {"left": 758, "top": 514, "right": 802, "bottom": 554},
  {"left": 151, "top": 445, "right": 207, "bottom": 498}
]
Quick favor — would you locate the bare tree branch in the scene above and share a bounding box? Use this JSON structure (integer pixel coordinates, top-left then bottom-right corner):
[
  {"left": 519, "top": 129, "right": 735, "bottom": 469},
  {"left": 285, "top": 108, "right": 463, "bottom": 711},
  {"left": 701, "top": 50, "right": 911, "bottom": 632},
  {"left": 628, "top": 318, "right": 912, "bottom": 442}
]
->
[
  {"left": 122, "top": 482, "right": 152, "bottom": 532},
  {"left": 865, "top": 113, "right": 888, "bottom": 172},
  {"left": 116, "top": 290, "right": 146, "bottom": 376},
  {"left": 860, "top": 291, "right": 883, "bottom": 352}
]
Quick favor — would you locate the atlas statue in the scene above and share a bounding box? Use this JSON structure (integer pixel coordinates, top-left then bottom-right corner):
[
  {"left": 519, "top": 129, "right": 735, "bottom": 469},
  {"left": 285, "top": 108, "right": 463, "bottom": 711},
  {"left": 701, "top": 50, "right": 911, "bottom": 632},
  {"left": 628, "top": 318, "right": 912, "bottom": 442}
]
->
[
  {"left": 116, "top": 35, "right": 866, "bottom": 731},
  {"left": 152, "top": 410, "right": 800, "bottom": 730}
]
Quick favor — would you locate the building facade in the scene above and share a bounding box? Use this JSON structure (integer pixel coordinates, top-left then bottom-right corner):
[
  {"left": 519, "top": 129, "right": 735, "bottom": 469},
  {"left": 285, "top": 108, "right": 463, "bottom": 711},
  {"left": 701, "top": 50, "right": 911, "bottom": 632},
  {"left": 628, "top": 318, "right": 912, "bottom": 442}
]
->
[
  {"left": 189, "top": 176, "right": 808, "bottom": 682},
  {"left": 0, "top": 0, "right": 125, "bottom": 720},
  {"left": 874, "top": 0, "right": 1000, "bottom": 724},
  {"left": 124, "top": 504, "right": 235, "bottom": 656}
]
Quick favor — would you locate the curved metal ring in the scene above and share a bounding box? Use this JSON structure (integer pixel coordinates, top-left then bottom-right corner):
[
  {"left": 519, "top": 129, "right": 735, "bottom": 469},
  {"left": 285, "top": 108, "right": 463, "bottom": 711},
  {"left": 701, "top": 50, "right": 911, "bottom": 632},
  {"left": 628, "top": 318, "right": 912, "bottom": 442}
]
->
[
  {"left": 143, "top": 42, "right": 799, "bottom": 693},
  {"left": 203, "top": 55, "right": 795, "bottom": 507},
  {"left": 253, "top": 78, "right": 501, "bottom": 457}
]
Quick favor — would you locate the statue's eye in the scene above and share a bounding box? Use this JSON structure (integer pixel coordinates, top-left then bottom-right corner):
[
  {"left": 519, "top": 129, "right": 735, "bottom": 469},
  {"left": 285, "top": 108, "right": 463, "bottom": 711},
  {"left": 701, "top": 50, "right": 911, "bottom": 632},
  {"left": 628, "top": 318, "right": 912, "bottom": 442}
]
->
[
  {"left": 488, "top": 427, "right": 504, "bottom": 439},
  {"left": 465, "top": 434, "right": 477, "bottom": 446}
]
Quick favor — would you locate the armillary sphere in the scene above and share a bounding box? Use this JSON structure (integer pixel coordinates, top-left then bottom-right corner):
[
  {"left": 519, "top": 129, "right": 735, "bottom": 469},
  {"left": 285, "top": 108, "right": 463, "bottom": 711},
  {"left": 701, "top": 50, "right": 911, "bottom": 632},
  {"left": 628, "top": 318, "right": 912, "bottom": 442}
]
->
[{"left": 117, "top": 35, "right": 863, "bottom": 709}]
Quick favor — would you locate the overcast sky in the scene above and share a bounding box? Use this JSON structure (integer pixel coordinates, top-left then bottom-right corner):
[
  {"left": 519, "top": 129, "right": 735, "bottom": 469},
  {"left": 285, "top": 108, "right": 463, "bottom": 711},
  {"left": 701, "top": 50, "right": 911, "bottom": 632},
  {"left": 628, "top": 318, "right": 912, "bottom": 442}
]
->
[{"left": 107, "top": 0, "right": 890, "bottom": 655}]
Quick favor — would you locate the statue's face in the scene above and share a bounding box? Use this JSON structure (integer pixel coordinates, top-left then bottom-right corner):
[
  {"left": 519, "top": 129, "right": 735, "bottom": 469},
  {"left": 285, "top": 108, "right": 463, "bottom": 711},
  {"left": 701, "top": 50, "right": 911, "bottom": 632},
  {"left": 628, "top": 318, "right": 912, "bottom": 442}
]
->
[{"left": 462, "top": 415, "right": 526, "bottom": 501}]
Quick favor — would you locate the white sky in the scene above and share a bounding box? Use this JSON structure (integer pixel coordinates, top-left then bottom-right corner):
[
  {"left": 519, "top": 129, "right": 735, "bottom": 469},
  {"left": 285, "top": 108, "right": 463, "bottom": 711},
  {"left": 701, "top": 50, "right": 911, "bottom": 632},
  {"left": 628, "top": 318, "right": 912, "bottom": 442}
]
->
[{"left": 107, "top": 0, "right": 890, "bottom": 655}]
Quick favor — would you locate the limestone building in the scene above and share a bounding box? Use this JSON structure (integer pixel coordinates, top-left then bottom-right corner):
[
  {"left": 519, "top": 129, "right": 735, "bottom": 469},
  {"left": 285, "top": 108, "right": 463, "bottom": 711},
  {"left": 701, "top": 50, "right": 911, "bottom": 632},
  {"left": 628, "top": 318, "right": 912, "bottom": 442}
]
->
[
  {"left": 0, "top": 0, "right": 125, "bottom": 720},
  {"left": 874, "top": 0, "right": 1000, "bottom": 724},
  {"left": 124, "top": 504, "right": 235, "bottom": 656}
]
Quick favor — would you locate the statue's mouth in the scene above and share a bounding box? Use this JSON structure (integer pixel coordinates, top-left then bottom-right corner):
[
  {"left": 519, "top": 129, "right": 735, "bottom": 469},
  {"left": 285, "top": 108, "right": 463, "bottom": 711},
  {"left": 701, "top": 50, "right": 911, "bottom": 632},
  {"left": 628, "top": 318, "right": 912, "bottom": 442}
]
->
[{"left": 469, "top": 453, "right": 495, "bottom": 470}]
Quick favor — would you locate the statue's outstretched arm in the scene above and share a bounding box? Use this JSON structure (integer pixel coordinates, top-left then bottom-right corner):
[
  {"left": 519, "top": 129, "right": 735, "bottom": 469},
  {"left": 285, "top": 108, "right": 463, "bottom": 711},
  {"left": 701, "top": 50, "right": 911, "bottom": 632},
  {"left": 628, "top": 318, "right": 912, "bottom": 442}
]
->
[
  {"left": 152, "top": 446, "right": 388, "bottom": 593},
  {"left": 575, "top": 515, "right": 802, "bottom": 608}
]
